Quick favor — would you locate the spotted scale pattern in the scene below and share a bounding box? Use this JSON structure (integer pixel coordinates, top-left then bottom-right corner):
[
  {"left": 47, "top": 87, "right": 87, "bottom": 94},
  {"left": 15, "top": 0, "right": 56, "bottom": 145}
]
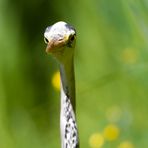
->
[{"left": 62, "top": 96, "right": 79, "bottom": 148}]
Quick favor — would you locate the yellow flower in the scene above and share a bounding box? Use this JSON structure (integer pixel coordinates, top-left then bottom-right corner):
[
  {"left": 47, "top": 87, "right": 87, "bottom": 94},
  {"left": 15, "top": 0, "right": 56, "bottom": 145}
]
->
[
  {"left": 122, "top": 48, "right": 138, "bottom": 64},
  {"left": 52, "top": 71, "right": 60, "bottom": 91},
  {"left": 118, "top": 141, "right": 134, "bottom": 148},
  {"left": 89, "top": 133, "right": 104, "bottom": 148},
  {"left": 103, "top": 124, "right": 120, "bottom": 141}
]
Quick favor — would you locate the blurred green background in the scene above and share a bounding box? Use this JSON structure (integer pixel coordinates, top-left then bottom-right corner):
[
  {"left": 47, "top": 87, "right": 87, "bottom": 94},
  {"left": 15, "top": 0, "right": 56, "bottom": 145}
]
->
[{"left": 0, "top": 0, "right": 148, "bottom": 147}]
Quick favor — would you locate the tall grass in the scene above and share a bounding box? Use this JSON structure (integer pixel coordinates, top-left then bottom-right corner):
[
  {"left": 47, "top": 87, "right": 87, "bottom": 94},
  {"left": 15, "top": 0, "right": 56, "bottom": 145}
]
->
[{"left": 0, "top": 0, "right": 148, "bottom": 147}]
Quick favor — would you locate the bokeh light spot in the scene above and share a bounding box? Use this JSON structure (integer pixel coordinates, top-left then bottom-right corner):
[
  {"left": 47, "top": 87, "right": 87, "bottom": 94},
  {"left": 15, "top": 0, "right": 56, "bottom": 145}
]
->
[
  {"left": 103, "top": 124, "right": 120, "bottom": 141},
  {"left": 118, "top": 141, "right": 134, "bottom": 148},
  {"left": 106, "top": 106, "right": 122, "bottom": 122},
  {"left": 52, "top": 71, "right": 60, "bottom": 91},
  {"left": 89, "top": 133, "right": 104, "bottom": 148},
  {"left": 122, "top": 48, "right": 138, "bottom": 64}
]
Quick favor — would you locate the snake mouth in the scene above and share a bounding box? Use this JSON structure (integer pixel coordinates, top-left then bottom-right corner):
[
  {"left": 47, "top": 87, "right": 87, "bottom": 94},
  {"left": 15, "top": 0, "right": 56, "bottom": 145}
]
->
[
  {"left": 45, "top": 39, "right": 65, "bottom": 53},
  {"left": 45, "top": 36, "right": 69, "bottom": 54}
]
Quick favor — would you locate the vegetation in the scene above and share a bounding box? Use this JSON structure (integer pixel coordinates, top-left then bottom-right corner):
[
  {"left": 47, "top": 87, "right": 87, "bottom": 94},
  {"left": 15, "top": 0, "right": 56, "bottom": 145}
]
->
[{"left": 0, "top": 0, "right": 148, "bottom": 147}]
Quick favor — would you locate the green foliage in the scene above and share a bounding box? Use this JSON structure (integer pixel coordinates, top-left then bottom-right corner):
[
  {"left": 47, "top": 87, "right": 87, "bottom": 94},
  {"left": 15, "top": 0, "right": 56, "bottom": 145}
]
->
[{"left": 0, "top": 0, "right": 148, "bottom": 147}]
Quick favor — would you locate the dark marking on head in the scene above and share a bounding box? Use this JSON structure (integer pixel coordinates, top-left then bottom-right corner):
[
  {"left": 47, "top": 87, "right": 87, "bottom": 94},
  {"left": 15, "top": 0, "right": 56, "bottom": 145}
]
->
[
  {"left": 45, "top": 26, "right": 52, "bottom": 33},
  {"left": 65, "top": 24, "right": 76, "bottom": 34}
]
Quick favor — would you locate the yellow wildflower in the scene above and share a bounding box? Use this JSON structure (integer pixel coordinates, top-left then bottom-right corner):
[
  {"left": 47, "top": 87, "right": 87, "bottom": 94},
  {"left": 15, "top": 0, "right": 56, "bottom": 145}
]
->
[
  {"left": 118, "top": 141, "right": 134, "bottom": 148},
  {"left": 89, "top": 133, "right": 104, "bottom": 148},
  {"left": 52, "top": 71, "right": 60, "bottom": 91},
  {"left": 103, "top": 124, "right": 120, "bottom": 141}
]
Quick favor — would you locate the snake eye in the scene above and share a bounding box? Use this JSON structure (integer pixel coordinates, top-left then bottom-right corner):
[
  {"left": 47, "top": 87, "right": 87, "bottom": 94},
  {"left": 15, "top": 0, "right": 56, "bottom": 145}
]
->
[
  {"left": 69, "top": 34, "right": 76, "bottom": 42},
  {"left": 67, "top": 34, "right": 76, "bottom": 47},
  {"left": 44, "top": 37, "right": 49, "bottom": 44}
]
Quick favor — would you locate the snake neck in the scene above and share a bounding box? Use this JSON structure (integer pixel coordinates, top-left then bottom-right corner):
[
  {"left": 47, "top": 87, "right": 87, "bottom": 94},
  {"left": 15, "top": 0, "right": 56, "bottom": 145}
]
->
[
  {"left": 59, "top": 58, "right": 75, "bottom": 112},
  {"left": 59, "top": 58, "right": 79, "bottom": 148}
]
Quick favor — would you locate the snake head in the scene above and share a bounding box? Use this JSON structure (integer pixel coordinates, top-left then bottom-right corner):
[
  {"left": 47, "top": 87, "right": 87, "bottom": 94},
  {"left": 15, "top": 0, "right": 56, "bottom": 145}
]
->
[{"left": 44, "top": 21, "right": 76, "bottom": 62}]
